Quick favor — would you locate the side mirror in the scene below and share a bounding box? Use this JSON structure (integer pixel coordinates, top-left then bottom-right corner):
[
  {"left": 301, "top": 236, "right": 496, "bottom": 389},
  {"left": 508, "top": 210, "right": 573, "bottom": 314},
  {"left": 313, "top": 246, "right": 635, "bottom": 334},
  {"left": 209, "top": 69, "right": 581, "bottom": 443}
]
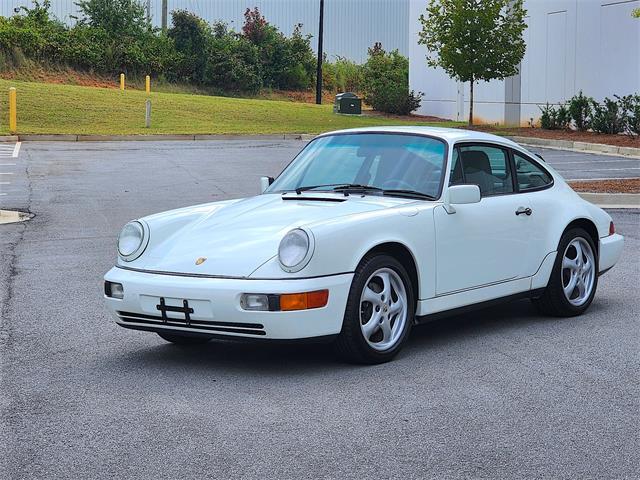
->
[
  {"left": 260, "top": 176, "right": 274, "bottom": 193},
  {"left": 443, "top": 184, "right": 481, "bottom": 213},
  {"left": 449, "top": 184, "right": 481, "bottom": 205}
]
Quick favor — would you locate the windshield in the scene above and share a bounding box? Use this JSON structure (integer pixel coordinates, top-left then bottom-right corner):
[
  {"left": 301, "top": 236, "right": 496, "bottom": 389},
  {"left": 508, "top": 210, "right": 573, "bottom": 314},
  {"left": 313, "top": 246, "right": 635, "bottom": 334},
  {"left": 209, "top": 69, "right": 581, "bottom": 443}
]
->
[{"left": 267, "top": 133, "right": 447, "bottom": 199}]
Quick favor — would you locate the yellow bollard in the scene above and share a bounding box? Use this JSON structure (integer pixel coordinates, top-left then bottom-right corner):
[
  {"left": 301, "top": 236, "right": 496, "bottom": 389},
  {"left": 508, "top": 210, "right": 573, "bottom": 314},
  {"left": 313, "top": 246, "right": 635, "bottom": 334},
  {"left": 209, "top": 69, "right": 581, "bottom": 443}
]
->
[
  {"left": 120, "top": 73, "right": 125, "bottom": 91},
  {"left": 9, "top": 87, "right": 17, "bottom": 134},
  {"left": 145, "top": 75, "right": 151, "bottom": 95}
]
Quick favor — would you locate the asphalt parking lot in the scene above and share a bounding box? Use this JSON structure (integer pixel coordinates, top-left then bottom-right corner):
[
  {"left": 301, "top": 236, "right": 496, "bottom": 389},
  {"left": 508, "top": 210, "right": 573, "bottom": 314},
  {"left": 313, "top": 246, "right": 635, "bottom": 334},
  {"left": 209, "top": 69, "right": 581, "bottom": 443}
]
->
[{"left": 1, "top": 140, "right": 639, "bottom": 479}]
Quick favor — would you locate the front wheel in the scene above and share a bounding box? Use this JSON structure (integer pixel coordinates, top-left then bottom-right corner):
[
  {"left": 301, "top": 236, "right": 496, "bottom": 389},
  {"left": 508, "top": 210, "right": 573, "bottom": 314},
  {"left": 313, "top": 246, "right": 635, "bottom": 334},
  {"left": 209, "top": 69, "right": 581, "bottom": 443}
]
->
[
  {"left": 335, "top": 254, "right": 415, "bottom": 364},
  {"left": 533, "top": 228, "right": 598, "bottom": 317},
  {"left": 157, "top": 332, "right": 212, "bottom": 345}
]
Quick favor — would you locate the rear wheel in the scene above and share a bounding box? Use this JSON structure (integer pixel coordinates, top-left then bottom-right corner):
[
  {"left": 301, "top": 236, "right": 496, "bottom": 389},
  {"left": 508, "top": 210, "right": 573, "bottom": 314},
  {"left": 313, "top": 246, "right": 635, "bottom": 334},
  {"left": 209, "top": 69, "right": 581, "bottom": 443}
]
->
[
  {"left": 157, "top": 332, "right": 212, "bottom": 345},
  {"left": 533, "top": 228, "right": 598, "bottom": 317},
  {"left": 335, "top": 254, "right": 414, "bottom": 364}
]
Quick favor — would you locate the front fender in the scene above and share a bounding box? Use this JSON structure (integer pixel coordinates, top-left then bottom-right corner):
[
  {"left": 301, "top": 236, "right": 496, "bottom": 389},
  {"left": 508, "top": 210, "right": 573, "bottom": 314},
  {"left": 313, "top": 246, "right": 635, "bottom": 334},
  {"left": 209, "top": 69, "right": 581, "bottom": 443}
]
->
[{"left": 250, "top": 204, "right": 438, "bottom": 299}]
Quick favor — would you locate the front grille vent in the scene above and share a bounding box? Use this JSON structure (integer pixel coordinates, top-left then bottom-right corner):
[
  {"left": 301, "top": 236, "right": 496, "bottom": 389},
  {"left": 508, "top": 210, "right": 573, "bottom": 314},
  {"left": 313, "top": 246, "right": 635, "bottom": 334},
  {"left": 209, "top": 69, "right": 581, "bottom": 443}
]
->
[{"left": 117, "top": 311, "right": 266, "bottom": 336}]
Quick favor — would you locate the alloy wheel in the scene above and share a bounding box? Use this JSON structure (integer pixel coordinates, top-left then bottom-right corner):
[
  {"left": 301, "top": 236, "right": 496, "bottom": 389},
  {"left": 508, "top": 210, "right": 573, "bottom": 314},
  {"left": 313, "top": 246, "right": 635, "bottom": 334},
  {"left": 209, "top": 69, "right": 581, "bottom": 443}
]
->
[
  {"left": 561, "top": 237, "right": 596, "bottom": 307},
  {"left": 359, "top": 268, "right": 408, "bottom": 351}
]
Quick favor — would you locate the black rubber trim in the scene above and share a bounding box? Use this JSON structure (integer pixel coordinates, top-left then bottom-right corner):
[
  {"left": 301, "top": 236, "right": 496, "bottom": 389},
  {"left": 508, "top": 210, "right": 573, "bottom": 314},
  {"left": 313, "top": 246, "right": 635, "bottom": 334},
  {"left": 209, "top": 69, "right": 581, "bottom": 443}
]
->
[
  {"left": 114, "top": 265, "right": 354, "bottom": 280},
  {"left": 598, "top": 267, "right": 612, "bottom": 277},
  {"left": 119, "top": 316, "right": 267, "bottom": 336},
  {"left": 117, "top": 311, "right": 264, "bottom": 329},
  {"left": 117, "top": 323, "right": 338, "bottom": 344},
  {"left": 416, "top": 289, "right": 546, "bottom": 324},
  {"left": 282, "top": 195, "right": 346, "bottom": 202}
]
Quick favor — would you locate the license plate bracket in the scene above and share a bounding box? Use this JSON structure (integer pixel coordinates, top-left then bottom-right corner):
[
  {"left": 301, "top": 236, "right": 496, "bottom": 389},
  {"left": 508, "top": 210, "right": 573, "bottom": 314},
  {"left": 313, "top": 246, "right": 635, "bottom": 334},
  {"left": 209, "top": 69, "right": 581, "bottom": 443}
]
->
[{"left": 156, "top": 298, "right": 194, "bottom": 326}]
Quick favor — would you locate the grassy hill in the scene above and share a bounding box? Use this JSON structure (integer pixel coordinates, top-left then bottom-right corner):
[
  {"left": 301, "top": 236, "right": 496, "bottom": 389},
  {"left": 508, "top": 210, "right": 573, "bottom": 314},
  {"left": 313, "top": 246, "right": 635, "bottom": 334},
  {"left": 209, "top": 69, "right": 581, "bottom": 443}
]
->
[{"left": 0, "top": 79, "right": 460, "bottom": 136}]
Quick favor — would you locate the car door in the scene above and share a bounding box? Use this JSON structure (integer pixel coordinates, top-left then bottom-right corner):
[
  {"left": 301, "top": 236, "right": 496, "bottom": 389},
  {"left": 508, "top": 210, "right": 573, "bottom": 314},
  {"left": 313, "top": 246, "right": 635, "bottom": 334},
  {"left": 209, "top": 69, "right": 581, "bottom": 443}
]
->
[
  {"left": 509, "top": 149, "right": 557, "bottom": 277},
  {"left": 434, "top": 143, "right": 535, "bottom": 295}
]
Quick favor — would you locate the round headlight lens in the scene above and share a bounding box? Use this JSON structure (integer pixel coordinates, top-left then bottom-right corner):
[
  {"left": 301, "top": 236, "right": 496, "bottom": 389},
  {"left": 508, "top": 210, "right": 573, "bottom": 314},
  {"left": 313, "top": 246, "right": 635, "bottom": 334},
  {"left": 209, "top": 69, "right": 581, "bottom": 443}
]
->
[
  {"left": 278, "top": 229, "right": 310, "bottom": 270},
  {"left": 118, "top": 221, "right": 144, "bottom": 258}
]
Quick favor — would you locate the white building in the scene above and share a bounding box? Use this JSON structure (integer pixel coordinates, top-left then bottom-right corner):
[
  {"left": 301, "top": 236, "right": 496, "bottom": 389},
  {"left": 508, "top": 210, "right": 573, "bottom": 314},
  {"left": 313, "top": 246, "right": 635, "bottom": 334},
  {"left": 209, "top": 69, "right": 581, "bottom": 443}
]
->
[{"left": 409, "top": 0, "right": 640, "bottom": 125}]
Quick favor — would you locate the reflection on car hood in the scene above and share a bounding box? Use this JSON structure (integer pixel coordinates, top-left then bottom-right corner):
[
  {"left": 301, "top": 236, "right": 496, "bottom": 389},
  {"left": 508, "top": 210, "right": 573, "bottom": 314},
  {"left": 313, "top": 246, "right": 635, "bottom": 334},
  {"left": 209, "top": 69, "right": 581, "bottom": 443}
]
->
[{"left": 126, "top": 193, "right": 412, "bottom": 277}]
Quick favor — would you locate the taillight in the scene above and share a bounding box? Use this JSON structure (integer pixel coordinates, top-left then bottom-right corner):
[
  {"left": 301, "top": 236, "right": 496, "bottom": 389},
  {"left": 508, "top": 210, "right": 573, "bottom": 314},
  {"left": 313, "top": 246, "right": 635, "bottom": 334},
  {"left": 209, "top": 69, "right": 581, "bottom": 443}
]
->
[{"left": 609, "top": 221, "right": 615, "bottom": 236}]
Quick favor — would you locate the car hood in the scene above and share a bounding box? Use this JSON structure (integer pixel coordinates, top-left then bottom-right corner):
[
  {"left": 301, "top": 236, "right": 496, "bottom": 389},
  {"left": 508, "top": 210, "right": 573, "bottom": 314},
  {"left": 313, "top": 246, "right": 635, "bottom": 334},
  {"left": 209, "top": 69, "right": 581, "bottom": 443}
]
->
[{"left": 124, "top": 193, "right": 413, "bottom": 277}]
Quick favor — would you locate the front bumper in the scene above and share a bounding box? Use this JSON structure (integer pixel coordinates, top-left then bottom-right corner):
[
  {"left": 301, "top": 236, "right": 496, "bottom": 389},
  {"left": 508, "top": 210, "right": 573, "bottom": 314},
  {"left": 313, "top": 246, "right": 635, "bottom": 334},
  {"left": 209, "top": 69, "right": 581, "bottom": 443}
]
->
[
  {"left": 599, "top": 233, "right": 624, "bottom": 275},
  {"left": 103, "top": 267, "right": 353, "bottom": 340}
]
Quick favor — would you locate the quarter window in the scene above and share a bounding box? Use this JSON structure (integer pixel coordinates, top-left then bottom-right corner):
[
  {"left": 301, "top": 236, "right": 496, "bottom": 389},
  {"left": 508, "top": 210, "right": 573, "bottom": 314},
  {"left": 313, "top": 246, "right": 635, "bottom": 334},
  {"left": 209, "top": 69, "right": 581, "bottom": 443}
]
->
[
  {"left": 513, "top": 152, "right": 553, "bottom": 191},
  {"left": 452, "top": 145, "right": 514, "bottom": 196}
]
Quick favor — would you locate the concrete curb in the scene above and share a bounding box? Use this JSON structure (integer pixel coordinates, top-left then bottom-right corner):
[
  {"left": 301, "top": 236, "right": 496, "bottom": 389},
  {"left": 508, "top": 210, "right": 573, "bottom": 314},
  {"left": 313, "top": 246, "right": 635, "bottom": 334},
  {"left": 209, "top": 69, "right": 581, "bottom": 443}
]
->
[
  {"left": 578, "top": 192, "right": 640, "bottom": 209},
  {"left": 505, "top": 135, "right": 640, "bottom": 159},
  {"left": 2, "top": 133, "right": 316, "bottom": 142}
]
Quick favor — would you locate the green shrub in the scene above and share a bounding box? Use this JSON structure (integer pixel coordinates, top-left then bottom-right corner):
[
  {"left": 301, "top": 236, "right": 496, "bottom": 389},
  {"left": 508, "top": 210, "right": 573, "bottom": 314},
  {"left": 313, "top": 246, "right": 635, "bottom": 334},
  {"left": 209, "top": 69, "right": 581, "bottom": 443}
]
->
[
  {"left": 205, "top": 31, "right": 262, "bottom": 93},
  {"left": 616, "top": 94, "right": 640, "bottom": 136},
  {"left": 240, "top": 9, "right": 315, "bottom": 90},
  {"left": 591, "top": 97, "right": 625, "bottom": 134},
  {"left": 334, "top": 56, "right": 362, "bottom": 93},
  {"left": 538, "top": 103, "right": 570, "bottom": 130},
  {"left": 567, "top": 91, "right": 593, "bottom": 131},
  {"left": 361, "top": 43, "right": 421, "bottom": 115},
  {"left": 74, "top": 0, "right": 149, "bottom": 39},
  {"left": 168, "top": 10, "right": 210, "bottom": 83}
]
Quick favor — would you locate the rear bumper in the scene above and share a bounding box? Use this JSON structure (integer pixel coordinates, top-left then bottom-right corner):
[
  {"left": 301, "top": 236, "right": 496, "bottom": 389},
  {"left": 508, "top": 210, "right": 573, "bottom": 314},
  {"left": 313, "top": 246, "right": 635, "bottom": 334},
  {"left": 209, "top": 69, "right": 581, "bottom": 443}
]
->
[
  {"left": 104, "top": 267, "right": 353, "bottom": 340},
  {"left": 599, "top": 233, "right": 624, "bottom": 275}
]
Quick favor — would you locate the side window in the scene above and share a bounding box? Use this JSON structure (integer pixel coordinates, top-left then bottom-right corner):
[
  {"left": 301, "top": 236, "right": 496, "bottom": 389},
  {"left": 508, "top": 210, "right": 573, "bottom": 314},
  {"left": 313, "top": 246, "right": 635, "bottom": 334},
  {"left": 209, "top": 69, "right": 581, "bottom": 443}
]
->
[
  {"left": 457, "top": 145, "right": 514, "bottom": 197},
  {"left": 514, "top": 152, "right": 553, "bottom": 191}
]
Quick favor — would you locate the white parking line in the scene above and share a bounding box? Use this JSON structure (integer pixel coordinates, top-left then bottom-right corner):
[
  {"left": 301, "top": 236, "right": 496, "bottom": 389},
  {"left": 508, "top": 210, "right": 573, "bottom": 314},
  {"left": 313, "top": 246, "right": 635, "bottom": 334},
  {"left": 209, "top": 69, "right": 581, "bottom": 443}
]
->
[
  {"left": 0, "top": 164, "right": 16, "bottom": 166},
  {"left": 0, "top": 172, "right": 14, "bottom": 175},
  {"left": 12, "top": 142, "right": 21, "bottom": 157}
]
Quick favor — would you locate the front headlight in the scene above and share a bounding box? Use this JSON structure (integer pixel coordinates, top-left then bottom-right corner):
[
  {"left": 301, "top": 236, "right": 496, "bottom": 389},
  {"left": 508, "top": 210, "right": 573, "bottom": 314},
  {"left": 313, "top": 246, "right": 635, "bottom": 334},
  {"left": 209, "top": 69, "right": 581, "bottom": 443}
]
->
[
  {"left": 118, "top": 220, "right": 148, "bottom": 261},
  {"left": 278, "top": 228, "right": 314, "bottom": 272}
]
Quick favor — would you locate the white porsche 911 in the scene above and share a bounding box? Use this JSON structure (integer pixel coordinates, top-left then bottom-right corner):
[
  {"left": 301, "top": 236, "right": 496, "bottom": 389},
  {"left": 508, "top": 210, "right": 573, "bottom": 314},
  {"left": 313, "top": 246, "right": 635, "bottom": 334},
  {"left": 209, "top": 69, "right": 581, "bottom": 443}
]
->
[{"left": 104, "top": 127, "right": 624, "bottom": 363}]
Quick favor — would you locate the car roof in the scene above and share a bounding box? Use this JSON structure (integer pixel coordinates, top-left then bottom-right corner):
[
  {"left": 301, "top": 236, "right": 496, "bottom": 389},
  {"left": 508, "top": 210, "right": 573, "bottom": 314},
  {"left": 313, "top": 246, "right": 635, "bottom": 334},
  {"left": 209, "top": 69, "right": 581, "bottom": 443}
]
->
[{"left": 317, "top": 125, "right": 521, "bottom": 148}]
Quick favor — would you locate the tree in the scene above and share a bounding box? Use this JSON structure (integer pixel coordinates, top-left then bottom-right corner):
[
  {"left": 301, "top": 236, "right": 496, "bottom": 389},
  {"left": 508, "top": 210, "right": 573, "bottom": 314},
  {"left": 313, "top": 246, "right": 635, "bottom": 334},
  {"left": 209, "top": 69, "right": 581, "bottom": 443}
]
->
[
  {"left": 418, "top": 0, "right": 527, "bottom": 125},
  {"left": 75, "top": 0, "right": 149, "bottom": 38},
  {"left": 633, "top": 8, "right": 640, "bottom": 18}
]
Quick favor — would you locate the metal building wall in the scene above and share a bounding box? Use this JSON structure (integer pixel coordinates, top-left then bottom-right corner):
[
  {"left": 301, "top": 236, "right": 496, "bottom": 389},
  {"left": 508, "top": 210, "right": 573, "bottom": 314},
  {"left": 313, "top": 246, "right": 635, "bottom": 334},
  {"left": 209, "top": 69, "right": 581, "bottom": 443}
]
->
[
  {"left": 0, "top": 0, "right": 409, "bottom": 62},
  {"left": 409, "top": 0, "right": 640, "bottom": 125}
]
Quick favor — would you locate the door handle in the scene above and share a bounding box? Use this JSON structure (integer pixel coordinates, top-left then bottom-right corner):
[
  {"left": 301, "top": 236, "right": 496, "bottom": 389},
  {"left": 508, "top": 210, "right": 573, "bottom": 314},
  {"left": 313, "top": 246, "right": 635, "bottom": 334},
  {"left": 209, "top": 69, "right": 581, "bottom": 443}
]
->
[{"left": 515, "top": 207, "right": 532, "bottom": 216}]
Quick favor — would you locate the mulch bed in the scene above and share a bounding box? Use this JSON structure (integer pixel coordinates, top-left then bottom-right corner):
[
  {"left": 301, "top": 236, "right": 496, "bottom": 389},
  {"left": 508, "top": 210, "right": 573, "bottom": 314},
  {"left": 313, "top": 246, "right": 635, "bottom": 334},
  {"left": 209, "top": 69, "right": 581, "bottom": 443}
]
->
[
  {"left": 469, "top": 126, "right": 640, "bottom": 148},
  {"left": 568, "top": 178, "right": 640, "bottom": 194}
]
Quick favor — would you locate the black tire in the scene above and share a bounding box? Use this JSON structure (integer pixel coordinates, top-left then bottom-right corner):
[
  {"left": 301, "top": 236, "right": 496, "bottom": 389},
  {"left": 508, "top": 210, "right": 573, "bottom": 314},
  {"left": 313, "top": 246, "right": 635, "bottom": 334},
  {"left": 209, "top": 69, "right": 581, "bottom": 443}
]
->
[
  {"left": 335, "top": 254, "right": 415, "bottom": 364},
  {"left": 532, "top": 227, "right": 598, "bottom": 317},
  {"left": 157, "top": 331, "right": 212, "bottom": 345}
]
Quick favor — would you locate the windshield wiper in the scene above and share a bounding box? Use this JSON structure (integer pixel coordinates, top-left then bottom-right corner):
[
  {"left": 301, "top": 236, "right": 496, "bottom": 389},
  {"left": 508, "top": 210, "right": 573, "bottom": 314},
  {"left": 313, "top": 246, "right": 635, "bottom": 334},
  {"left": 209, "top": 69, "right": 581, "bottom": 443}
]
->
[
  {"left": 294, "top": 183, "right": 383, "bottom": 195},
  {"left": 294, "top": 183, "right": 352, "bottom": 194},
  {"left": 382, "top": 189, "right": 437, "bottom": 201}
]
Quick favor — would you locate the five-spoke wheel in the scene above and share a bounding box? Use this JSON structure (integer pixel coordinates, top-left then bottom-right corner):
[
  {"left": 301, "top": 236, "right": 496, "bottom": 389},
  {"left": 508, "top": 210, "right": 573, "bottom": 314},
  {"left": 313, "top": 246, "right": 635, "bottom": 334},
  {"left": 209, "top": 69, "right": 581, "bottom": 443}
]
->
[
  {"left": 533, "top": 228, "right": 598, "bottom": 316},
  {"left": 336, "top": 254, "right": 414, "bottom": 364},
  {"left": 359, "top": 268, "right": 408, "bottom": 351}
]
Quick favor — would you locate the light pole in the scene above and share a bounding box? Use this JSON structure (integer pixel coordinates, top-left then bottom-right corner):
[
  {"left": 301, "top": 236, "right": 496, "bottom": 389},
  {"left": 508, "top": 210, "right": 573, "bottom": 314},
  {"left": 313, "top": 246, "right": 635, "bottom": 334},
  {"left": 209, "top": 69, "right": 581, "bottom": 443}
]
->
[{"left": 315, "top": 0, "right": 324, "bottom": 105}]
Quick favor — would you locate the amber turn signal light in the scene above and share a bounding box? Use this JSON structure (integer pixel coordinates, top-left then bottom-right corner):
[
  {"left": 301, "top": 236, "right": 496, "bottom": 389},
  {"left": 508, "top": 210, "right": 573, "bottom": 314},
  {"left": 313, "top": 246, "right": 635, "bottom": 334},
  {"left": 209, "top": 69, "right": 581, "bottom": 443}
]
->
[{"left": 280, "top": 290, "right": 329, "bottom": 311}]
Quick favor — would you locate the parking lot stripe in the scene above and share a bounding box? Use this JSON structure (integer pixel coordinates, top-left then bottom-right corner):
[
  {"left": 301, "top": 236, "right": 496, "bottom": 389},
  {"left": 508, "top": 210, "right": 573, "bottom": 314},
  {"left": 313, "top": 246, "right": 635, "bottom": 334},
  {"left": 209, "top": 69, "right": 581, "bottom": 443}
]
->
[{"left": 12, "top": 142, "right": 21, "bottom": 157}]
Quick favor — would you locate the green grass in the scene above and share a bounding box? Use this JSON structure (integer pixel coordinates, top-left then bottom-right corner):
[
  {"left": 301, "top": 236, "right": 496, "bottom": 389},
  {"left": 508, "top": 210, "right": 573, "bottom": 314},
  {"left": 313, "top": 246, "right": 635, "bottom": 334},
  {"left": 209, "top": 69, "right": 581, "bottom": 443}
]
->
[{"left": 0, "top": 79, "right": 462, "bottom": 135}]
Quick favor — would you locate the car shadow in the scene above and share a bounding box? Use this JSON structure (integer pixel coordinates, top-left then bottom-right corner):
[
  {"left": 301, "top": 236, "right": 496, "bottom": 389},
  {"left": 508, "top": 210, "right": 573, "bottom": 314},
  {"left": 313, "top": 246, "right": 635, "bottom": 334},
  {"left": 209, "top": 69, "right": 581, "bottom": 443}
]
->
[{"left": 106, "top": 297, "right": 595, "bottom": 375}]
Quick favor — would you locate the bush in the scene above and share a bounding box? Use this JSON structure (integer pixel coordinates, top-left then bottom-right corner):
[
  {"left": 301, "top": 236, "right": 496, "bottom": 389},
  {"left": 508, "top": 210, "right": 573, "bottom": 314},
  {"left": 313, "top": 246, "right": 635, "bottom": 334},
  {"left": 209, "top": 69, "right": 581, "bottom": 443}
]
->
[
  {"left": 591, "top": 97, "right": 626, "bottom": 134},
  {"left": 0, "top": 3, "right": 316, "bottom": 95},
  {"left": 74, "top": 0, "right": 149, "bottom": 39},
  {"left": 568, "top": 91, "right": 593, "bottom": 131},
  {"left": 241, "top": 10, "right": 315, "bottom": 90},
  {"left": 168, "top": 10, "right": 210, "bottom": 82},
  {"left": 205, "top": 28, "right": 262, "bottom": 93},
  {"left": 539, "top": 103, "right": 570, "bottom": 130},
  {"left": 616, "top": 94, "right": 640, "bottom": 136},
  {"left": 361, "top": 43, "right": 421, "bottom": 115}
]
